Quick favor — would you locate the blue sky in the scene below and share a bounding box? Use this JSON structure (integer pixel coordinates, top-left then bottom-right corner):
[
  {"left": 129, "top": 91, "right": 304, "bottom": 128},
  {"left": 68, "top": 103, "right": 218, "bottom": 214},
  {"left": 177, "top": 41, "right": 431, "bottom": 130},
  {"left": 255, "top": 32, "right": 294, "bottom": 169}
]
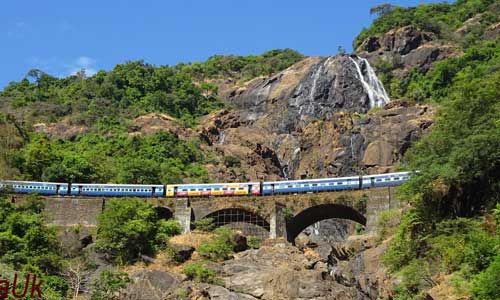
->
[{"left": 0, "top": 0, "right": 447, "bottom": 89}]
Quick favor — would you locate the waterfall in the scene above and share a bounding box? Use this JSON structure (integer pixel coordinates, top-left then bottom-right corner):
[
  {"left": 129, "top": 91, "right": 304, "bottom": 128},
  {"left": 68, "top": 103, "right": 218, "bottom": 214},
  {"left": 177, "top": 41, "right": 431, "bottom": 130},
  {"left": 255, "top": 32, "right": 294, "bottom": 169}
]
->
[
  {"left": 349, "top": 56, "right": 390, "bottom": 108},
  {"left": 218, "top": 131, "right": 226, "bottom": 145}
]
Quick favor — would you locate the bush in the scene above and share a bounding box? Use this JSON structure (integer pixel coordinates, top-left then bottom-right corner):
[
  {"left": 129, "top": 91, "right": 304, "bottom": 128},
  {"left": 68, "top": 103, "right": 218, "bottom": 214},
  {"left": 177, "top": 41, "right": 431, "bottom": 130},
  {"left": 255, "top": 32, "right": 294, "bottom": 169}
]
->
[
  {"left": 156, "top": 219, "right": 182, "bottom": 247},
  {"left": 377, "top": 209, "right": 400, "bottom": 242},
  {"left": 192, "top": 217, "right": 215, "bottom": 232},
  {"left": 223, "top": 155, "right": 241, "bottom": 168},
  {"left": 198, "top": 227, "right": 235, "bottom": 261},
  {"left": 96, "top": 199, "right": 180, "bottom": 264},
  {"left": 471, "top": 253, "right": 500, "bottom": 300},
  {"left": 247, "top": 236, "right": 262, "bottom": 249},
  {"left": 91, "top": 270, "right": 130, "bottom": 300},
  {"left": 182, "top": 262, "right": 219, "bottom": 284}
]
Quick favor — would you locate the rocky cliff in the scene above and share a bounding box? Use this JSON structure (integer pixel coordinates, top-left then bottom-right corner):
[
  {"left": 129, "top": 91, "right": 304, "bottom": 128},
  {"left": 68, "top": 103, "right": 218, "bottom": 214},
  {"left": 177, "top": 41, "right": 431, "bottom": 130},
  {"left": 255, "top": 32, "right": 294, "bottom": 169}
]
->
[{"left": 198, "top": 53, "right": 434, "bottom": 182}]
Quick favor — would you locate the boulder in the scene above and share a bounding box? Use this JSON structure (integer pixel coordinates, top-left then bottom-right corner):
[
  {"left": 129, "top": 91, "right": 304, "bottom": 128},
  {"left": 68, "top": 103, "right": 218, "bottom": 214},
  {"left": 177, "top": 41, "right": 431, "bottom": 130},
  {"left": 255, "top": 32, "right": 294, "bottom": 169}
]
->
[
  {"left": 170, "top": 244, "right": 195, "bottom": 263},
  {"left": 232, "top": 233, "right": 248, "bottom": 252}
]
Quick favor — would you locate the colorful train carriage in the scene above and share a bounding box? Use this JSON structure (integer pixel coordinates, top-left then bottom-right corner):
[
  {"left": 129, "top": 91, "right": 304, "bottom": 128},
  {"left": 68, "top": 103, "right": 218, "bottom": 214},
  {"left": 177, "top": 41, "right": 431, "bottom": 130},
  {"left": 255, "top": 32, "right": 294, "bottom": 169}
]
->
[
  {"left": 70, "top": 183, "right": 164, "bottom": 197},
  {"left": 0, "top": 181, "right": 68, "bottom": 195},
  {"left": 166, "top": 182, "right": 260, "bottom": 197}
]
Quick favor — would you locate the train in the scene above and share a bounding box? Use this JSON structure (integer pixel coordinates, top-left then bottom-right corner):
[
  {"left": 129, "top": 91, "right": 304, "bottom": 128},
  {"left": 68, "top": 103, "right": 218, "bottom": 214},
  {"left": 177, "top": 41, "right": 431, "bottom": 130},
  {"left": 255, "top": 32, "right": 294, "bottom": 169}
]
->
[{"left": 0, "top": 171, "right": 412, "bottom": 198}]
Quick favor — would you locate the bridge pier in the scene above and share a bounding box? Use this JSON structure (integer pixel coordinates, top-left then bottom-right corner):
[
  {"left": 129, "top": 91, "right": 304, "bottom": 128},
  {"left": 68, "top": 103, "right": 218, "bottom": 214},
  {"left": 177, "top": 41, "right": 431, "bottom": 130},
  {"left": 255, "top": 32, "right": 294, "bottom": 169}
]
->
[
  {"left": 269, "top": 202, "right": 287, "bottom": 240},
  {"left": 174, "top": 198, "right": 191, "bottom": 234}
]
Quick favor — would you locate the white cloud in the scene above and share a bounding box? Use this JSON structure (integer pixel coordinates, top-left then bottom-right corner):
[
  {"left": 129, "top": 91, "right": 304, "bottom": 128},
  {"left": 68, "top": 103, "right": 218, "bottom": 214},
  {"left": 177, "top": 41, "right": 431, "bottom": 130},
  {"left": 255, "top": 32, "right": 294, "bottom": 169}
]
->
[
  {"left": 68, "top": 56, "right": 98, "bottom": 77},
  {"left": 25, "top": 56, "right": 98, "bottom": 78}
]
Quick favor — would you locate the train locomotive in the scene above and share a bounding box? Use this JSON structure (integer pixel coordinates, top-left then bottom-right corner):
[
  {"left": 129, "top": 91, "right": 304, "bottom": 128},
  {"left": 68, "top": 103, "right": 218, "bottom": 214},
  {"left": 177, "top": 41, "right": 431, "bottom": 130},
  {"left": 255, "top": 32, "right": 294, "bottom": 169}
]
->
[{"left": 0, "top": 171, "right": 411, "bottom": 198}]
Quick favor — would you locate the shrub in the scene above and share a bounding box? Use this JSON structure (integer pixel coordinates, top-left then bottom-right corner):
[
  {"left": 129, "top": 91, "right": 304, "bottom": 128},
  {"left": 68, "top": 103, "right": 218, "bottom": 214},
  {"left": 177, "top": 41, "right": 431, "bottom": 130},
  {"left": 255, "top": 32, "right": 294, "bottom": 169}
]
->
[
  {"left": 377, "top": 209, "right": 400, "bottom": 241},
  {"left": 198, "top": 227, "right": 235, "bottom": 261},
  {"left": 96, "top": 199, "right": 157, "bottom": 264},
  {"left": 247, "top": 236, "right": 262, "bottom": 249},
  {"left": 192, "top": 217, "right": 215, "bottom": 232},
  {"left": 471, "top": 253, "right": 500, "bottom": 300},
  {"left": 182, "top": 262, "right": 218, "bottom": 284},
  {"left": 91, "top": 270, "right": 130, "bottom": 300},
  {"left": 156, "top": 219, "right": 182, "bottom": 247},
  {"left": 223, "top": 155, "right": 241, "bottom": 168}
]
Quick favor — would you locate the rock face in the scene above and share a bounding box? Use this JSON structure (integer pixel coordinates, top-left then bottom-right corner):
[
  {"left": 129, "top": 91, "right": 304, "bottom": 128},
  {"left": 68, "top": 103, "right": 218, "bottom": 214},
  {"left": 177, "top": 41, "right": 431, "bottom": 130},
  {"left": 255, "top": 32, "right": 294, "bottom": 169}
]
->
[
  {"left": 228, "top": 55, "right": 390, "bottom": 134},
  {"left": 356, "top": 25, "right": 458, "bottom": 74},
  {"left": 199, "top": 100, "right": 434, "bottom": 181},
  {"left": 197, "top": 52, "right": 435, "bottom": 182}
]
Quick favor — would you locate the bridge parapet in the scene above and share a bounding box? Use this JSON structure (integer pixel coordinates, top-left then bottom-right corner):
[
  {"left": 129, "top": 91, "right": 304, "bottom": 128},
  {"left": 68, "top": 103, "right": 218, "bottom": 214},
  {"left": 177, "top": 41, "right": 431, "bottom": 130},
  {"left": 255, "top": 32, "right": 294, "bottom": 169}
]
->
[{"left": 10, "top": 186, "right": 399, "bottom": 239}]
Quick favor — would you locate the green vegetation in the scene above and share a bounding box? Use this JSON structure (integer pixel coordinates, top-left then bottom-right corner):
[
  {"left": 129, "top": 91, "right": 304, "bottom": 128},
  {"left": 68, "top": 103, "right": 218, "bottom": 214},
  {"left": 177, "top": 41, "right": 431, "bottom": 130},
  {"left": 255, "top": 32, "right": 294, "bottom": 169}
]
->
[
  {"left": 354, "top": 1, "right": 500, "bottom": 298},
  {"left": 354, "top": 0, "right": 499, "bottom": 48},
  {"left": 376, "top": 209, "right": 400, "bottom": 242},
  {"left": 0, "top": 49, "right": 303, "bottom": 183},
  {"left": 198, "top": 227, "right": 236, "bottom": 261},
  {"left": 90, "top": 270, "right": 131, "bottom": 300},
  {"left": 0, "top": 195, "right": 67, "bottom": 298},
  {"left": 182, "top": 262, "right": 219, "bottom": 284},
  {"left": 192, "top": 217, "right": 216, "bottom": 232},
  {"left": 180, "top": 49, "right": 304, "bottom": 82},
  {"left": 247, "top": 236, "right": 263, "bottom": 249},
  {"left": 96, "top": 198, "right": 181, "bottom": 264}
]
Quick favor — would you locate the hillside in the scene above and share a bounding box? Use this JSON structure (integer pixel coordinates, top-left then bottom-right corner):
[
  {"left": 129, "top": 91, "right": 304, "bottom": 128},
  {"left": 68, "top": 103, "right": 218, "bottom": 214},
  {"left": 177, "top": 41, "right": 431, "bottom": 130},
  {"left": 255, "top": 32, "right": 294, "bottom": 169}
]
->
[{"left": 0, "top": 0, "right": 499, "bottom": 299}]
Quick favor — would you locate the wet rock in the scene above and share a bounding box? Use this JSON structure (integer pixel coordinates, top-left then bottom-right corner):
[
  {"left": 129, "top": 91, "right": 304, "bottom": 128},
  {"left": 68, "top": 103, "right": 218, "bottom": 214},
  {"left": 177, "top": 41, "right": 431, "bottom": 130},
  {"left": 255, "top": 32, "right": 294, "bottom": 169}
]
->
[
  {"left": 170, "top": 244, "right": 195, "bottom": 263},
  {"left": 232, "top": 233, "right": 248, "bottom": 252}
]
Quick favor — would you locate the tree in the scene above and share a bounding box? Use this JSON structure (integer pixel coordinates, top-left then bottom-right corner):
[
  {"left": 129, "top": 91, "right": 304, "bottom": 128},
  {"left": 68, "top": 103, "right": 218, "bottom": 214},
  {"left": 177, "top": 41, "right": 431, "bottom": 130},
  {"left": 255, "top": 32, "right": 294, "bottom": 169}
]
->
[
  {"left": 369, "top": 4, "right": 395, "bottom": 16},
  {"left": 96, "top": 199, "right": 158, "bottom": 264},
  {"left": 61, "top": 258, "right": 91, "bottom": 300}
]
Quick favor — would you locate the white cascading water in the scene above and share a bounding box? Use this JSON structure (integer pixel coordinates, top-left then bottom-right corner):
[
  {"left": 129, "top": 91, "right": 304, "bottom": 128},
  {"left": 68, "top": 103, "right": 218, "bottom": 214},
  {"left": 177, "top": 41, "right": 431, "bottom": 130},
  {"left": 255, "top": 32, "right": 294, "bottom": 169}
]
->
[{"left": 349, "top": 56, "right": 390, "bottom": 108}]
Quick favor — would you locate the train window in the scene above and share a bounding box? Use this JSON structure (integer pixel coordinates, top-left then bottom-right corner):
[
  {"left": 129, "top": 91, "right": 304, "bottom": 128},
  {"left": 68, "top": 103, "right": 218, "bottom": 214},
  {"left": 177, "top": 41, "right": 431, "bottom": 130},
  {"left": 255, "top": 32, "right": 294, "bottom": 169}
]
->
[
  {"left": 207, "top": 188, "right": 212, "bottom": 191},
  {"left": 230, "top": 188, "right": 236, "bottom": 191},
  {"left": 376, "top": 179, "right": 382, "bottom": 182},
  {"left": 394, "top": 177, "right": 400, "bottom": 180},
  {"left": 222, "top": 188, "right": 227, "bottom": 191},
  {"left": 189, "top": 189, "right": 195, "bottom": 191},
  {"left": 288, "top": 185, "right": 293, "bottom": 188},
  {"left": 312, "top": 184, "right": 317, "bottom": 187}
]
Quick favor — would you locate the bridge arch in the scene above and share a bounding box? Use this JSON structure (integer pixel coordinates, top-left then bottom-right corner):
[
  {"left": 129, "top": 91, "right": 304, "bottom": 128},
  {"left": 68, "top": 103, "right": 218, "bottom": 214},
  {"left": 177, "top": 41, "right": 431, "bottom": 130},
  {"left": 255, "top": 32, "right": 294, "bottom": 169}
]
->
[
  {"left": 200, "top": 208, "right": 270, "bottom": 238},
  {"left": 154, "top": 206, "right": 173, "bottom": 220},
  {"left": 286, "top": 204, "right": 366, "bottom": 242}
]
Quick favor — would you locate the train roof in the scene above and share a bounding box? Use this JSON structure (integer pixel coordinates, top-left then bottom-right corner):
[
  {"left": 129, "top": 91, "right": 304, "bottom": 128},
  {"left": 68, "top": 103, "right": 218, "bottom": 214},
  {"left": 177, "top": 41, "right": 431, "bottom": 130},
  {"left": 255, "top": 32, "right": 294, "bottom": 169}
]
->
[
  {"left": 1, "top": 180, "right": 68, "bottom": 185},
  {"left": 72, "top": 183, "right": 163, "bottom": 187},
  {"left": 264, "top": 175, "right": 360, "bottom": 185},
  {"left": 166, "top": 182, "right": 260, "bottom": 187}
]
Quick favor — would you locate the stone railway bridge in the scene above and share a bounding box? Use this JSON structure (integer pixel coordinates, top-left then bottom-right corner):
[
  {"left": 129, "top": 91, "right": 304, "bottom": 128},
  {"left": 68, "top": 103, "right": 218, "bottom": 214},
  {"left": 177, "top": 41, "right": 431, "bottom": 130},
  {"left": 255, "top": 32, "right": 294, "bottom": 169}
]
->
[{"left": 11, "top": 186, "right": 399, "bottom": 242}]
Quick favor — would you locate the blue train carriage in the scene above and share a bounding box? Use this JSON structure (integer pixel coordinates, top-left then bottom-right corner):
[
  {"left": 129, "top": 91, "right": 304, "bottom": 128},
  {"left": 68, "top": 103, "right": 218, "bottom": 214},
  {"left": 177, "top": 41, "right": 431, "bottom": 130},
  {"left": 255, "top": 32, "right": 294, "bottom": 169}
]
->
[
  {"left": 70, "top": 183, "right": 164, "bottom": 197},
  {"left": 262, "top": 175, "right": 361, "bottom": 195},
  {"left": 361, "top": 172, "right": 411, "bottom": 188},
  {"left": 0, "top": 181, "right": 69, "bottom": 195}
]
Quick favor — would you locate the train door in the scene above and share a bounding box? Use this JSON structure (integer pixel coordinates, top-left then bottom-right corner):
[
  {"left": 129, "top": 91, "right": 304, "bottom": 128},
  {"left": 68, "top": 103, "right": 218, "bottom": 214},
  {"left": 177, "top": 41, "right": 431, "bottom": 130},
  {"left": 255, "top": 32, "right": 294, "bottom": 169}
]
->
[
  {"left": 247, "top": 184, "right": 252, "bottom": 195},
  {"left": 271, "top": 184, "right": 275, "bottom": 195},
  {"left": 56, "top": 184, "right": 60, "bottom": 195},
  {"left": 260, "top": 181, "right": 263, "bottom": 195},
  {"left": 174, "top": 186, "right": 178, "bottom": 197},
  {"left": 152, "top": 186, "right": 156, "bottom": 197},
  {"left": 370, "top": 177, "right": 375, "bottom": 187},
  {"left": 78, "top": 185, "right": 83, "bottom": 195}
]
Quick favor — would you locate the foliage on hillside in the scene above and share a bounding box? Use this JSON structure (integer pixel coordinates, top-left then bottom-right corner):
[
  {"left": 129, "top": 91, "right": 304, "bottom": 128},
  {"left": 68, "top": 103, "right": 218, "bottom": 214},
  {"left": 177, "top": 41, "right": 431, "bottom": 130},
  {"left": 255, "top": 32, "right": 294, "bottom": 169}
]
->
[
  {"left": 359, "top": 1, "right": 500, "bottom": 299},
  {"left": 0, "top": 194, "right": 68, "bottom": 298},
  {"left": 96, "top": 198, "right": 181, "bottom": 264},
  {"left": 0, "top": 49, "right": 303, "bottom": 183},
  {"left": 354, "top": 0, "right": 499, "bottom": 48}
]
